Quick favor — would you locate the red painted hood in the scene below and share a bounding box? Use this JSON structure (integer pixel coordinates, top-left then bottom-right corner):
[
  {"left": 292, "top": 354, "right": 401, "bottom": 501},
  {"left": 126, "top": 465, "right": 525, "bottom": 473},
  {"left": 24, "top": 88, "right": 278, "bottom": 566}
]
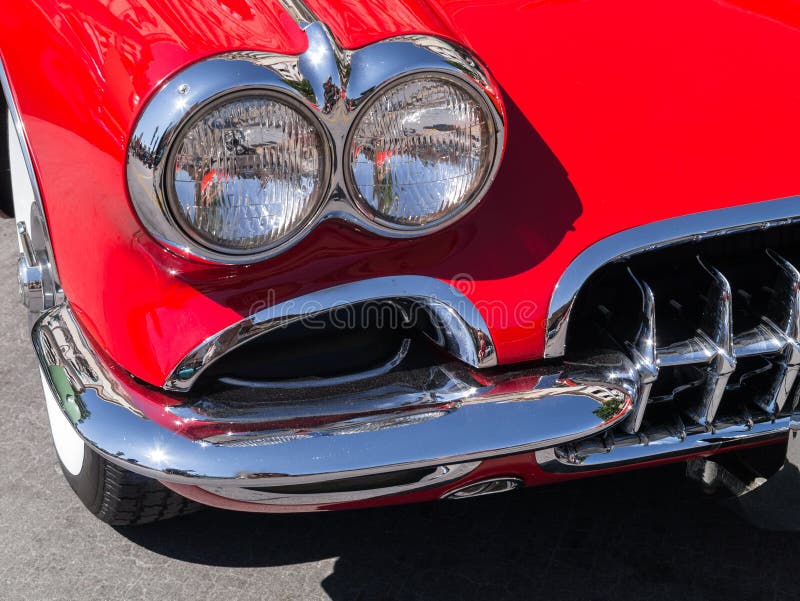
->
[{"left": 3, "top": 0, "right": 800, "bottom": 386}]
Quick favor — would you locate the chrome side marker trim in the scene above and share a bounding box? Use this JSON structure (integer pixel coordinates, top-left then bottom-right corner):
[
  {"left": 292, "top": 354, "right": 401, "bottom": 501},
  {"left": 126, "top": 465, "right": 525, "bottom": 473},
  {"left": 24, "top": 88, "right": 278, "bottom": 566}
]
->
[
  {"left": 545, "top": 196, "right": 800, "bottom": 358},
  {"left": 442, "top": 477, "right": 523, "bottom": 500},
  {"left": 165, "top": 275, "right": 498, "bottom": 391},
  {"left": 2, "top": 58, "right": 63, "bottom": 324},
  {"left": 199, "top": 462, "right": 481, "bottom": 506}
]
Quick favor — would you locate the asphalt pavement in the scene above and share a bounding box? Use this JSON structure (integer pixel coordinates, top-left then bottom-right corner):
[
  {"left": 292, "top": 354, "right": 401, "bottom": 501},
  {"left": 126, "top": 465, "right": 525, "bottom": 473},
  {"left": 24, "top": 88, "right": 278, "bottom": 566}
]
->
[{"left": 1, "top": 218, "right": 799, "bottom": 601}]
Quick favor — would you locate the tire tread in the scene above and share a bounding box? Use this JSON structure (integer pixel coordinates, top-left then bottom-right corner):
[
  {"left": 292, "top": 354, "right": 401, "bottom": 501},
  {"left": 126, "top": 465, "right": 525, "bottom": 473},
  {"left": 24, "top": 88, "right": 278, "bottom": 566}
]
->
[{"left": 95, "top": 460, "right": 200, "bottom": 525}]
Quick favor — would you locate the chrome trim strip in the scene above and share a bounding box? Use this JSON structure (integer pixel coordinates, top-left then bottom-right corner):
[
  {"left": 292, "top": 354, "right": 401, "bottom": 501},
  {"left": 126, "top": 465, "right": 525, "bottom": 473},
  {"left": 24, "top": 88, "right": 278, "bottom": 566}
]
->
[
  {"left": 1, "top": 56, "right": 63, "bottom": 319},
  {"left": 127, "top": 22, "right": 504, "bottom": 264},
  {"left": 535, "top": 416, "right": 789, "bottom": 472},
  {"left": 544, "top": 195, "right": 800, "bottom": 358},
  {"left": 33, "top": 303, "right": 635, "bottom": 487},
  {"left": 0, "top": 58, "right": 43, "bottom": 220},
  {"left": 199, "top": 462, "right": 480, "bottom": 505},
  {"left": 164, "top": 275, "right": 498, "bottom": 391}
]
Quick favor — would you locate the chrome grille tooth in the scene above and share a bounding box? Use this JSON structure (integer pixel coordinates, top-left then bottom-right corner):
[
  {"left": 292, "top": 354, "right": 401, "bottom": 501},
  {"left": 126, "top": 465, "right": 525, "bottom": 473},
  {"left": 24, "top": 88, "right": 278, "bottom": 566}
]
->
[
  {"left": 757, "top": 250, "right": 800, "bottom": 414},
  {"left": 689, "top": 257, "right": 736, "bottom": 426},
  {"left": 621, "top": 268, "right": 657, "bottom": 433}
]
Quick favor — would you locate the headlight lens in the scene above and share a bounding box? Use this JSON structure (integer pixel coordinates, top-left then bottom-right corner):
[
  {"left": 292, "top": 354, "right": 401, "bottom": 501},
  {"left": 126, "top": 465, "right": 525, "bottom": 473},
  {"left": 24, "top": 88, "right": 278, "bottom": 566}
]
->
[
  {"left": 167, "top": 94, "right": 326, "bottom": 253},
  {"left": 348, "top": 76, "right": 496, "bottom": 228}
]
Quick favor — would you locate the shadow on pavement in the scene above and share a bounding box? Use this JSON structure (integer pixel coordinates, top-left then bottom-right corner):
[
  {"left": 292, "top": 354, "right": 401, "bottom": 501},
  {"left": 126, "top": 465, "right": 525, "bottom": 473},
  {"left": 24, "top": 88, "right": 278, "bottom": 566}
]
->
[{"left": 117, "top": 463, "right": 800, "bottom": 600}]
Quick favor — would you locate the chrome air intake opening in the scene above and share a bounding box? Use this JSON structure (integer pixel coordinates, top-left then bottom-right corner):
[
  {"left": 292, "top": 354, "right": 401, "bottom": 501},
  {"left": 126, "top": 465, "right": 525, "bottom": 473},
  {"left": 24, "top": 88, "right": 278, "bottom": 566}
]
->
[
  {"left": 540, "top": 222, "right": 800, "bottom": 470},
  {"left": 165, "top": 275, "right": 499, "bottom": 392},
  {"left": 189, "top": 301, "right": 460, "bottom": 394}
]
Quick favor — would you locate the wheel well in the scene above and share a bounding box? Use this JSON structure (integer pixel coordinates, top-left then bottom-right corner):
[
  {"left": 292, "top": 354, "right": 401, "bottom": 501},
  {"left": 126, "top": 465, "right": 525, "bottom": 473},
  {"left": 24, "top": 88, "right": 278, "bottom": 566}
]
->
[{"left": 0, "top": 88, "right": 12, "bottom": 218}]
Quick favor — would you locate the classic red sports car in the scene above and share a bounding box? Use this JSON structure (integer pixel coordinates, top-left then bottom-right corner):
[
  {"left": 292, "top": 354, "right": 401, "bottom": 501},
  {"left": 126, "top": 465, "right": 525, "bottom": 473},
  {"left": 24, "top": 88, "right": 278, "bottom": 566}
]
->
[{"left": 3, "top": 0, "right": 800, "bottom": 526}]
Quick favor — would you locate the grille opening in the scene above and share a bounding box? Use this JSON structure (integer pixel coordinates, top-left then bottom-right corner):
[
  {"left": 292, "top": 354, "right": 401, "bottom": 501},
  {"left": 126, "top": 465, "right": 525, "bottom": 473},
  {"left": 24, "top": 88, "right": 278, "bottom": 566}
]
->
[
  {"left": 568, "top": 222, "right": 800, "bottom": 354},
  {"left": 669, "top": 375, "right": 706, "bottom": 419},
  {"left": 192, "top": 301, "right": 453, "bottom": 394},
  {"left": 725, "top": 255, "right": 784, "bottom": 333},
  {"left": 726, "top": 355, "right": 777, "bottom": 394},
  {"left": 565, "top": 264, "right": 644, "bottom": 353},
  {"left": 561, "top": 221, "right": 800, "bottom": 460},
  {"left": 648, "top": 365, "right": 705, "bottom": 404},
  {"left": 647, "top": 260, "right": 721, "bottom": 347}
]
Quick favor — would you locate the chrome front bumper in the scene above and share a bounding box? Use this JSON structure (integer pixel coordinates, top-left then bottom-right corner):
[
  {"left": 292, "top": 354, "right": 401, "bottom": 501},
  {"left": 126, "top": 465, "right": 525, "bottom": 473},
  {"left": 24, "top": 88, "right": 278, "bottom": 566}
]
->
[{"left": 33, "top": 304, "right": 638, "bottom": 504}]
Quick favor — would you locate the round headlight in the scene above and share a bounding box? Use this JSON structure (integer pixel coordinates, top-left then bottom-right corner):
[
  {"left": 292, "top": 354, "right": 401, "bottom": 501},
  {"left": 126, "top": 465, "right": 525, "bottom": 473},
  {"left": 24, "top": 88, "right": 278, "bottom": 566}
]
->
[
  {"left": 167, "top": 93, "right": 327, "bottom": 253},
  {"left": 347, "top": 76, "right": 497, "bottom": 229}
]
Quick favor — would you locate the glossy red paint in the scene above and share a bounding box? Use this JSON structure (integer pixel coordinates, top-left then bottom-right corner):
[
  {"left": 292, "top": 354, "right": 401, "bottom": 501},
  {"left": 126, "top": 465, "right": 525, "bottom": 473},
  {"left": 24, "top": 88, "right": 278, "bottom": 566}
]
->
[{"left": 4, "top": 1, "right": 800, "bottom": 387}]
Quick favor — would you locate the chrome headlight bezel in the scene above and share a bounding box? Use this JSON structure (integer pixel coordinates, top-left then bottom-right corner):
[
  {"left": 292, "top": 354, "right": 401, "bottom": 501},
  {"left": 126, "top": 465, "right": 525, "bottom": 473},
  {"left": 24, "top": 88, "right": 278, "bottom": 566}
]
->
[
  {"left": 126, "top": 23, "right": 505, "bottom": 265},
  {"left": 343, "top": 71, "right": 501, "bottom": 233}
]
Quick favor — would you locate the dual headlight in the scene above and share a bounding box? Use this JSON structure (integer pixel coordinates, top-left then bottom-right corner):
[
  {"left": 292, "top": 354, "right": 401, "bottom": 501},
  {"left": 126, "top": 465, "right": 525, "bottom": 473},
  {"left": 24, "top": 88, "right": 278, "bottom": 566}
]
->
[
  {"left": 128, "top": 32, "right": 503, "bottom": 263},
  {"left": 168, "top": 94, "right": 327, "bottom": 253}
]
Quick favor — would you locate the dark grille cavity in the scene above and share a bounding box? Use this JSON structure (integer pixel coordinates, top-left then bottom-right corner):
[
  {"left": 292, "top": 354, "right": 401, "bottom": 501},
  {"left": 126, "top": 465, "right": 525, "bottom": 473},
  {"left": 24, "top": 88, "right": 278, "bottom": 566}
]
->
[{"left": 559, "top": 223, "right": 800, "bottom": 463}]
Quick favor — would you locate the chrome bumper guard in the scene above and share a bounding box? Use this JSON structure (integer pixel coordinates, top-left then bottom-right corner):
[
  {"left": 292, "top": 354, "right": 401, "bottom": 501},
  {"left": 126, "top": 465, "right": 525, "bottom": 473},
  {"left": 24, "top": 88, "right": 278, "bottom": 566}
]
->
[{"left": 33, "top": 304, "right": 637, "bottom": 500}]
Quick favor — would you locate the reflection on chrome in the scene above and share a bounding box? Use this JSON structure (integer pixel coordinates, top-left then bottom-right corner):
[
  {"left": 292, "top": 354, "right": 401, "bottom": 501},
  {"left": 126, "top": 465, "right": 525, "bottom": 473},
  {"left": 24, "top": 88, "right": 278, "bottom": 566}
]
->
[
  {"left": 170, "top": 353, "right": 635, "bottom": 448},
  {"left": 36, "top": 309, "right": 142, "bottom": 420},
  {"left": 538, "top": 244, "right": 800, "bottom": 472},
  {"left": 33, "top": 304, "right": 637, "bottom": 486},
  {"left": 200, "top": 462, "right": 482, "bottom": 506}
]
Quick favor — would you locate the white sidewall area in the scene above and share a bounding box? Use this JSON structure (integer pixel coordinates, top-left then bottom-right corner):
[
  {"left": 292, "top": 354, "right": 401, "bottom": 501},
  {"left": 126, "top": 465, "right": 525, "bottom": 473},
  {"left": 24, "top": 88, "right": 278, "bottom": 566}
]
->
[{"left": 40, "top": 370, "right": 85, "bottom": 476}]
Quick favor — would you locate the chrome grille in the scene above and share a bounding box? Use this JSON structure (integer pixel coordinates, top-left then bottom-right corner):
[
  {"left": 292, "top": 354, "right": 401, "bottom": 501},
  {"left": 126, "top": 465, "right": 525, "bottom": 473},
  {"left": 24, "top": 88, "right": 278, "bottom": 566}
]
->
[
  {"left": 540, "top": 230, "right": 800, "bottom": 469},
  {"left": 625, "top": 251, "right": 800, "bottom": 430}
]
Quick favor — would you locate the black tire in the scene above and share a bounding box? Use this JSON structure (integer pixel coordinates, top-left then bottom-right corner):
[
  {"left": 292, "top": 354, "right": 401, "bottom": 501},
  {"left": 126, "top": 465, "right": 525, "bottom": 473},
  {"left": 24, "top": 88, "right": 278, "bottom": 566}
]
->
[{"left": 59, "top": 444, "right": 201, "bottom": 525}]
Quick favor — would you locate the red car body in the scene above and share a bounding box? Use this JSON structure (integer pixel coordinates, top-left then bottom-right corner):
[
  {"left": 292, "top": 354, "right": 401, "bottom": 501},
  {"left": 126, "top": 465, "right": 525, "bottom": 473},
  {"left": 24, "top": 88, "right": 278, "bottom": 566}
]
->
[{"left": 4, "top": 0, "right": 800, "bottom": 520}]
